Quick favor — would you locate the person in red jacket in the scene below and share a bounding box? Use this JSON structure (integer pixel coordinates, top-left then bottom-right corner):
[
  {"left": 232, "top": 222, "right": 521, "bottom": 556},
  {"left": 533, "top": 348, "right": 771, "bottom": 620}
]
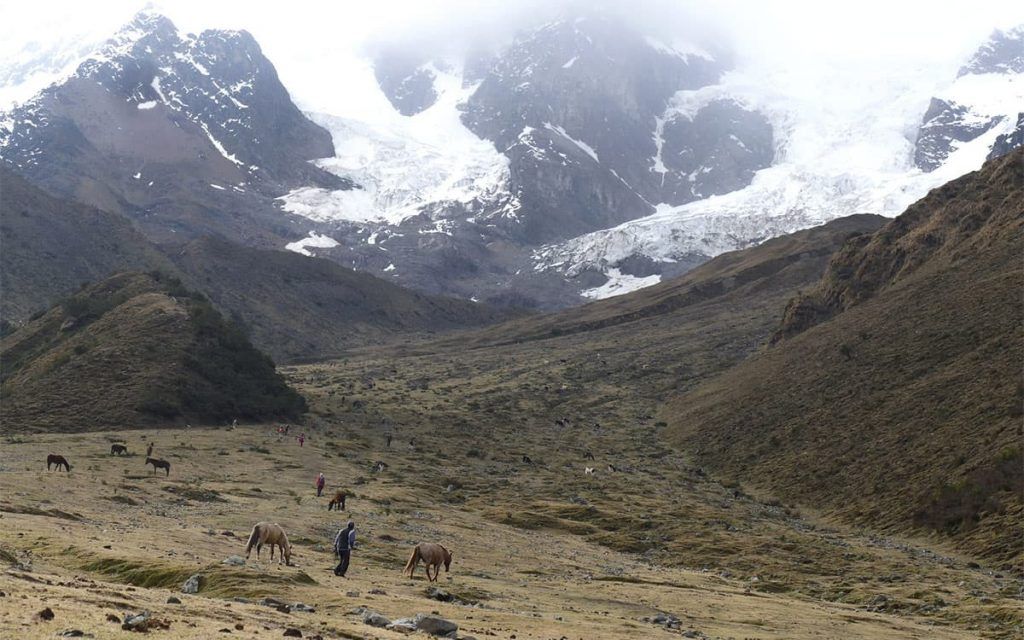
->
[{"left": 316, "top": 472, "right": 325, "bottom": 497}]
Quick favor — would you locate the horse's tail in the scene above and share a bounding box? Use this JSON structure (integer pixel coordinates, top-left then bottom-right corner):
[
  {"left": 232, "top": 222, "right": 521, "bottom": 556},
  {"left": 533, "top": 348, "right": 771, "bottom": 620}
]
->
[
  {"left": 403, "top": 545, "right": 420, "bottom": 576},
  {"left": 245, "top": 524, "right": 261, "bottom": 554}
]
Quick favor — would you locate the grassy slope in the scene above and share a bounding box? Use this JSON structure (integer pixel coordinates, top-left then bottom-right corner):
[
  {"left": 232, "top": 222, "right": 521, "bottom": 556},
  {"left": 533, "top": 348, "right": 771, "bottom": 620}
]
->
[
  {"left": 666, "top": 149, "right": 1024, "bottom": 565},
  {"left": 0, "top": 167, "right": 173, "bottom": 322},
  {"left": 0, "top": 272, "right": 305, "bottom": 430},
  {"left": 170, "top": 236, "right": 516, "bottom": 363}
]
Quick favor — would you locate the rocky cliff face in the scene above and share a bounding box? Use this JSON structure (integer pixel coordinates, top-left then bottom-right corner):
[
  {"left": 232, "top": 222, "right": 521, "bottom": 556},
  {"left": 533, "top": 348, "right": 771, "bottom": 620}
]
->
[{"left": 458, "top": 16, "right": 772, "bottom": 242}]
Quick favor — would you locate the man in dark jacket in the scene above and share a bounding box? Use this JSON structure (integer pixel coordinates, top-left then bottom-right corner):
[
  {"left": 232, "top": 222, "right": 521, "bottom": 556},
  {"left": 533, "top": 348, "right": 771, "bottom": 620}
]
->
[{"left": 333, "top": 521, "right": 356, "bottom": 577}]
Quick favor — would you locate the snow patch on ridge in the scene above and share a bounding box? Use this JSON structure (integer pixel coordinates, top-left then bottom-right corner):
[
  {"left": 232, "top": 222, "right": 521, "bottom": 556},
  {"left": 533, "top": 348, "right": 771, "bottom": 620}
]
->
[
  {"left": 285, "top": 232, "right": 339, "bottom": 257},
  {"left": 581, "top": 268, "right": 661, "bottom": 300}
]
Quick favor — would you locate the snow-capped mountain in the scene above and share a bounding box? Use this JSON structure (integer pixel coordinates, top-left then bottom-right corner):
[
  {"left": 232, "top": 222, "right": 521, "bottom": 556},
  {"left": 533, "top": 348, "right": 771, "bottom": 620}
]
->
[
  {"left": 0, "top": 11, "right": 344, "bottom": 244},
  {"left": 273, "top": 14, "right": 773, "bottom": 307},
  {"left": 532, "top": 26, "right": 1024, "bottom": 298},
  {"left": 1, "top": 10, "right": 1019, "bottom": 309},
  {"left": 914, "top": 26, "right": 1024, "bottom": 171}
]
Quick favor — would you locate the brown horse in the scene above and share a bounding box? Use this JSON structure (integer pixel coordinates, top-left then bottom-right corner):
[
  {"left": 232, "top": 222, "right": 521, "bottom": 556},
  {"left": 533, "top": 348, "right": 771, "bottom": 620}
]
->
[
  {"left": 403, "top": 543, "right": 453, "bottom": 582},
  {"left": 327, "top": 491, "right": 346, "bottom": 511},
  {"left": 46, "top": 454, "right": 71, "bottom": 472},
  {"left": 110, "top": 444, "right": 128, "bottom": 456},
  {"left": 145, "top": 457, "right": 170, "bottom": 476},
  {"left": 245, "top": 522, "right": 292, "bottom": 565}
]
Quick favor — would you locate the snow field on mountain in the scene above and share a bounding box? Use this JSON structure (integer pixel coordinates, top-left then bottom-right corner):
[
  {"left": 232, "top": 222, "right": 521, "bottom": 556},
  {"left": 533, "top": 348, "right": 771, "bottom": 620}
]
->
[
  {"left": 277, "top": 62, "right": 510, "bottom": 227},
  {"left": 535, "top": 55, "right": 1024, "bottom": 284}
]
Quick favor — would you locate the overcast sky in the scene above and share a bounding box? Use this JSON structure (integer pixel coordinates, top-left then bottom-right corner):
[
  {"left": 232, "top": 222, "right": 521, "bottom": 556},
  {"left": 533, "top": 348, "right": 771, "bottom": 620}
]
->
[{"left": 0, "top": 0, "right": 1022, "bottom": 117}]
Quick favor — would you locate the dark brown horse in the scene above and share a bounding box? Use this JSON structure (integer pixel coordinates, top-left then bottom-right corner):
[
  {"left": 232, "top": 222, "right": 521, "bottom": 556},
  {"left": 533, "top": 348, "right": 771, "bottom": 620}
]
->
[
  {"left": 327, "top": 491, "right": 346, "bottom": 511},
  {"left": 46, "top": 454, "right": 71, "bottom": 472},
  {"left": 110, "top": 444, "right": 128, "bottom": 456},
  {"left": 145, "top": 457, "right": 170, "bottom": 476}
]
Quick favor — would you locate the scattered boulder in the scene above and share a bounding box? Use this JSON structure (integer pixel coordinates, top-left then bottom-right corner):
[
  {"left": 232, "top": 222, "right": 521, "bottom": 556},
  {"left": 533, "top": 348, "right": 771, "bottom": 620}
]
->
[
  {"left": 58, "top": 630, "right": 86, "bottom": 637},
  {"left": 167, "top": 596, "right": 182, "bottom": 604},
  {"left": 106, "top": 614, "right": 121, "bottom": 623},
  {"left": 425, "top": 587, "right": 453, "bottom": 602},
  {"left": 290, "top": 603, "right": 316, "bottom": 613},
  {"left": 36, "top": 607, "right": 55, "bottom": 621},
  {"left": 363, "top": 611, "right": 391, "bottom": 628},
  {"left": 414, "top": 614, "right": 459, "bottom": 637},
  {"left": 122, "top": 610, "right": 171, "bottom": 632},
  {"left": 222, "top": 555, "right": 246, "bottom": 566},
  {"left": 649, "top": 612, "right": 682, "bottom": 629},
  {"left": 182, "top": 574, "right": 203, "bottom": 594},
  {"left": 368, "top": 588, "right": 387, "bottom": 595},
  {"left": 282, "top": 629, "right": 302, "bottom": 638},
  {"left": 387, "top": 618, "right": 418, "bottom": 634},
  {"left": 345, "top": 590, "right": 360, "bottom": 598}
]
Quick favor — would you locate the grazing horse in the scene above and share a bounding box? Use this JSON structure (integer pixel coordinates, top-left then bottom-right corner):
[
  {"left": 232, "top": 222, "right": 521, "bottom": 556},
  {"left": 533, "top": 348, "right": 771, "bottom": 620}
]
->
[
  {"left": 327, "top": 491, "right": 347, "bottom": 511},
  {"left": 46, "top": 454, "right": 71, "bottom": 472},
  {"left": 145, "top": 457, "right": 171, "bottom": 476},
  {"left": 245, "top": 522, "right": 292, "bottom": 565},
  {"left": 584, "top": 451, "right": 595, "bottom": 461},
  {"left": 584, "top": 467, "right": 595, "bottom": 475},
  {"left": 522, "top": 455, "right": 533, "bottom": 464},
  {"left": 403, "top": 542, "right": 453, "bottom": 582},
  {"left": 372, "top": 461, "right": 388, "bottom": 472},
  {"left": 110, "top": 444, "right": 128, "bottom": 456}
]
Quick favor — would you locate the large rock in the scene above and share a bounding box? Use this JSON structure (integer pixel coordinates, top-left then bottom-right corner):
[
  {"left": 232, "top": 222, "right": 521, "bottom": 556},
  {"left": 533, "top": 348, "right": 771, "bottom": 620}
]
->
[
  {"left": 362, "top": 611, "right": 391, "bottom": 628},
  {"left": 414, "top": 613, "right": 459, "bottom": 637},
  {"left": 181, "top": 574, "right": 202, "bottom": 594}
]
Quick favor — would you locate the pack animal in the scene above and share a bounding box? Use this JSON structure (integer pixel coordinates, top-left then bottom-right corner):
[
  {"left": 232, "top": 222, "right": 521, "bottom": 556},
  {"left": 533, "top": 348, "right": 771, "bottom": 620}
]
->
[
  {"left": 403, "top": 542, "right": 453, "bottom": 582},
  {"left": 145, "top": 457, "right": 171, "bottom": 476},
  {"left": 327, "top": 491, "right": 347, "bottom": 511},
  {"left": 584, "top": 467, "right": 595, "bottom": 475},
  {"left": 245, "top": 522, "right": 292, "bottom": 565},
  {"left": 46, "top": 454, "right": 71, "bottom": 472},
  {"left": 110, "top": 444, "right": 128, "bottom": 456}
]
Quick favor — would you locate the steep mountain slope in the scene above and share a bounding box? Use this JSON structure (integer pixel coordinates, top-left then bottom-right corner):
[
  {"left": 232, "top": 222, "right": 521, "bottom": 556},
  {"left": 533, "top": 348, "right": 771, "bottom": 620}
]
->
[
  {"left": 666, "top": 149, "right": 1024, "bottom": 564},
  {"left": 0, "top": 167, "right": 172, "bottom": 322},
  {"left": 0, "top": 11, "right": 346, "bottom": 246},
  {"left": 170, "top": 236, "right": 515, "bottom": 362},
  {"left": 0, "top": 271, "right": 306, "bottom": 431}
]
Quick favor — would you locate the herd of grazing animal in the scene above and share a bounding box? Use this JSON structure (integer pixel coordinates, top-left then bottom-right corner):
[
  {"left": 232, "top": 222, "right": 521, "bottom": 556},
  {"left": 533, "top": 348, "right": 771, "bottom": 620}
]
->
[
  {"left": 45, "top": 442, "right": 168, "bottom": 476},
  {"left": 40, "top": 436, "right": 458, "bottom": 583}
]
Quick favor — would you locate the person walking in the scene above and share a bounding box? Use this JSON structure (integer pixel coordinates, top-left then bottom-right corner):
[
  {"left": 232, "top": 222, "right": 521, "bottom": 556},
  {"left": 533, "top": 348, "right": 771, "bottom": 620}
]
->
[
  {"left": 385, "top": 433, "right": 393, "bottom": 448},
  {"left": 146, "top": 442, "right": 154, "bottom": 458},
  {"left": 298, "top": 433, "right": 306, "bottom": 447},
  {"left": 333, "top": 521, "right": 356, "bottom": 577},
  {"left": 316, "top": 472, "right": 326, "bottom": 497}
]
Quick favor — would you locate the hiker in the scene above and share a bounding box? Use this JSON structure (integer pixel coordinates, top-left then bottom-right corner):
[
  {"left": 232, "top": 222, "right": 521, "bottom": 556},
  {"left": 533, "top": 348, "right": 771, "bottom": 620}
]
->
[
  {"left": 333, "top": 521, "right": 356, "bottom": 577},
  {"left": 316, "top": 472, "right": 326, "bottom": 497},
  {"left": 146, "top": 442, "right": 154, "bottom": 458},
  {"left": 386, "top": 433, "right": 393, "bottom": 448},
  {"left": 298, "top": 433, "right": 306, "bottom": 447}
]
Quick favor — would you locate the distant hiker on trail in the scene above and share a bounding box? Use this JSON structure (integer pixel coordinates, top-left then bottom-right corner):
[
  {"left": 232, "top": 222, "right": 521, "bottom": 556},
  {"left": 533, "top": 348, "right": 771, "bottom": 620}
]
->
[
  {"left": 316, "top": 472, "right": 326, "bottom": 497},
  {"left": 333, "top": 521, "right": 356, "bottom": 577},
  {"left": 298, "top": 433, "right": 306, "bottom": 447},
  {"left": 386, "top": 433, "right": 393, "bottom": 448},
  {"left": 146, "top": 442, "right": 154, "bottom": 458}
]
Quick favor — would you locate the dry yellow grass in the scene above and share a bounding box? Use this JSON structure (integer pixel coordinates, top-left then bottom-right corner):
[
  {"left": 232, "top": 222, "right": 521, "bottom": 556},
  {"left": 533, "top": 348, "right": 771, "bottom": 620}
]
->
[{"left": 1, "top": 421, "right": 1017, "bottom": 639}]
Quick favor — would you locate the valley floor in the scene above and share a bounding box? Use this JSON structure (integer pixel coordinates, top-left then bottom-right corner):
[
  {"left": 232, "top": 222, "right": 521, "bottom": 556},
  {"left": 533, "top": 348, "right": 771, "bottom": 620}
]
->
[{"left": 0, "top": 418, "right": 1019, "bottom": 639}]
